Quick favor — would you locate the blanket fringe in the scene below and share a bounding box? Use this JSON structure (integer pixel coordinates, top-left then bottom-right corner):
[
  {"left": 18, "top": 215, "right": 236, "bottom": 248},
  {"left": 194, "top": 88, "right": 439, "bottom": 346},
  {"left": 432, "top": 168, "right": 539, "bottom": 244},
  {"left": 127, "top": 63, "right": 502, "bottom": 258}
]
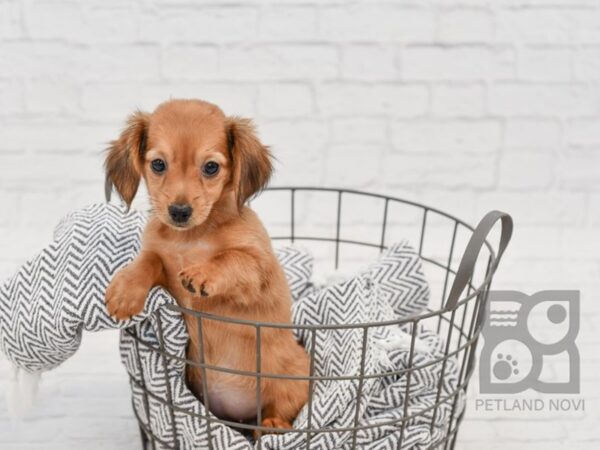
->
[{"left": 5, "top": 365, "right": 41, "bottom": 420}]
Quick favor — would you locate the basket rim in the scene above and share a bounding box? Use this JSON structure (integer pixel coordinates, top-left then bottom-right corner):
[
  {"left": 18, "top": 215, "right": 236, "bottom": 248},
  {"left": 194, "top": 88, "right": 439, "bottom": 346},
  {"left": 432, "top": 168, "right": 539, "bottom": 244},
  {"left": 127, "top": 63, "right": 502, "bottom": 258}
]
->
[{"left": 264, "top": 185, "right": 482, "bottom": 236}]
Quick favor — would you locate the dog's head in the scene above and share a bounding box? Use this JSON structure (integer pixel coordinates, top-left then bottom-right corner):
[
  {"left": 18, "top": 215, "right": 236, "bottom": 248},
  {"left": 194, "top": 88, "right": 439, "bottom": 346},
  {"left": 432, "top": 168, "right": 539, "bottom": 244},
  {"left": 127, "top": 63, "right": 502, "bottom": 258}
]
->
[{"left": 105, "top": 99, "right": 272, "bottom": 229}]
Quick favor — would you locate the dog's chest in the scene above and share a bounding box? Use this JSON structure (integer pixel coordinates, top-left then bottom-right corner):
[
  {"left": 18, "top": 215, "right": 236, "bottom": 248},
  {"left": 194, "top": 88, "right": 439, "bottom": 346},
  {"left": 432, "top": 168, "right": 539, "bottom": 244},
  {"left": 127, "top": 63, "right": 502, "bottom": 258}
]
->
[{"left": 159, "top": 238, "right": 216, "bottom": 275}]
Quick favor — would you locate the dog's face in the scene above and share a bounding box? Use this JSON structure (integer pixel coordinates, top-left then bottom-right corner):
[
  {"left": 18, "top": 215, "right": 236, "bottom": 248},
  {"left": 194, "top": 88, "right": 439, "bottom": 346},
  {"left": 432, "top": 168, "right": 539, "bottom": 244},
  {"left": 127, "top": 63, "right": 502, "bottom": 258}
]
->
[{"left": 105, "top": 99, "right": 272, "bottom": 230}]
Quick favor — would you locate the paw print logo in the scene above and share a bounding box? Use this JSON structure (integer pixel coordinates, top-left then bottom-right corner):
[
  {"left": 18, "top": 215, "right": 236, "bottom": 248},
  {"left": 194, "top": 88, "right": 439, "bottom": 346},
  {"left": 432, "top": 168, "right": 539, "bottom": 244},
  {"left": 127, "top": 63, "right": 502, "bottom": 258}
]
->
[
  {"left": 493, "top": 354, "right": 519, "bottom": 380},
  {"left": 480, "top": 291, "right": 579, "bottom": 394}
]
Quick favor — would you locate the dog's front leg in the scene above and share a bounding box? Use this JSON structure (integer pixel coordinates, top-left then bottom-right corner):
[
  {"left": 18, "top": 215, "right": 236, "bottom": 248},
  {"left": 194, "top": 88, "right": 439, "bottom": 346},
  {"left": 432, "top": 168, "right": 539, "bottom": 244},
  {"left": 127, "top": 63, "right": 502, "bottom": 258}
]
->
[
  {"left": 178, "top": 249, "right": 262, "bottom": 301},
  {"left": 105, "top": 251, "right": 166, "bottom": 320}
]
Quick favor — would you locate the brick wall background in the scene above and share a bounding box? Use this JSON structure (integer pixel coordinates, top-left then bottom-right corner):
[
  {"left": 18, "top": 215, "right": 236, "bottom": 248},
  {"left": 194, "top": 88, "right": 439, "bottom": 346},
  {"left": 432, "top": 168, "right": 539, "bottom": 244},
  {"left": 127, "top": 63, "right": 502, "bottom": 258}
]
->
[{"left": 0, "top": 0, "right": 598, "bottom": 448}]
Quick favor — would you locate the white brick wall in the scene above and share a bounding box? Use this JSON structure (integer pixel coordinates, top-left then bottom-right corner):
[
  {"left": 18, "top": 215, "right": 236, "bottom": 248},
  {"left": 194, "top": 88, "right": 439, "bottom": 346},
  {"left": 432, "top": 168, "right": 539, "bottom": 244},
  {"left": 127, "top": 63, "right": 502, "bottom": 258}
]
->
[{"left": 0, "top": 1, "right": 598, "bottom": 448}]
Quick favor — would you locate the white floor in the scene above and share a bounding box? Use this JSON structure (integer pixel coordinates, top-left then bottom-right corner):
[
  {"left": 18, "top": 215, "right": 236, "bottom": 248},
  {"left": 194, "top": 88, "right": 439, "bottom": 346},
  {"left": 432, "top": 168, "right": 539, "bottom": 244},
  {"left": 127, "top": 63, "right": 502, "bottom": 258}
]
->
[{"left": 0, "top": 332, "right": 140, "bottom": 450}]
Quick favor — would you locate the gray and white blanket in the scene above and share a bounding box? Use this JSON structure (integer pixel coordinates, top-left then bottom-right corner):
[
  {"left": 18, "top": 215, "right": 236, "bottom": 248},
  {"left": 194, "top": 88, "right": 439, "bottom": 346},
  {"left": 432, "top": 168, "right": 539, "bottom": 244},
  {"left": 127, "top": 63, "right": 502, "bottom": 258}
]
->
[{"left": 0, "top": 204, "right": 461, "bottom": 449}]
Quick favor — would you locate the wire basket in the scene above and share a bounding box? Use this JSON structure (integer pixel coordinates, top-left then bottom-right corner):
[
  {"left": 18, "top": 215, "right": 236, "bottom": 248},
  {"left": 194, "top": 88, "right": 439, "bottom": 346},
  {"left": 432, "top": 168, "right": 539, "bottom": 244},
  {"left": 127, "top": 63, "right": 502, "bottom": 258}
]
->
[{"left": 126, "top": 187, "right": 512, "bottom": 450}]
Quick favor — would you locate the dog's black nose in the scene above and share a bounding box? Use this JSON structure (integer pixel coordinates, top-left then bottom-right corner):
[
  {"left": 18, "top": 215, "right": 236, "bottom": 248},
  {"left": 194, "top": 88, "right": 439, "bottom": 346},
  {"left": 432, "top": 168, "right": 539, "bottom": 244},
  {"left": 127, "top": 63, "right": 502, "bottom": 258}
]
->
[{"left": 168, "top": 204, "right": 193, "bottom": 224}]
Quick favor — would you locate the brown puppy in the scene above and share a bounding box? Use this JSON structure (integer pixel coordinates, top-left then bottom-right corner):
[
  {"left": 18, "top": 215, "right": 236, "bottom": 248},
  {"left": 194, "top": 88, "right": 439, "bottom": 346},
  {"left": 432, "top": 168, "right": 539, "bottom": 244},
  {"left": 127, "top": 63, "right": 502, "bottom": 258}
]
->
[{"left": 104, "top": 99, "right": 309, "bottom": 433}]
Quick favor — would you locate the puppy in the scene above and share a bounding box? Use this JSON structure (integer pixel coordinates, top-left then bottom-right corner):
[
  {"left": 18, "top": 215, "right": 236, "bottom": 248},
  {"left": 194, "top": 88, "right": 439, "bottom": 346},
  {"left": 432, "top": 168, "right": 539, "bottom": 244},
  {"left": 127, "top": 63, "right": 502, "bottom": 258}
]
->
[{"left": 104, "top": 99, "right": 309, "bottom": 433}]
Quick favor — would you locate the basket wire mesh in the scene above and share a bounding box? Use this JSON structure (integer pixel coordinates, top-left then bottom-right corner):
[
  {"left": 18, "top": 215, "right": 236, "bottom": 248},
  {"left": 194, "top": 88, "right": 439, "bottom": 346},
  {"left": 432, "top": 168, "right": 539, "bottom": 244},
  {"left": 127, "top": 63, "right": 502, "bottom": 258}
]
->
[{"left": 125, "top": 187, "right": 512, "bottom": 450}]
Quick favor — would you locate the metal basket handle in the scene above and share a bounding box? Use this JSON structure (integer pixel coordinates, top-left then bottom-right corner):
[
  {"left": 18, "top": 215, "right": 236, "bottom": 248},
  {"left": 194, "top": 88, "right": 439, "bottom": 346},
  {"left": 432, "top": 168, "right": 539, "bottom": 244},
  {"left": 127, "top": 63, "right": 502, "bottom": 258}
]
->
[{"left": 444, "top": 210, "right": 513, "bottom": 311}]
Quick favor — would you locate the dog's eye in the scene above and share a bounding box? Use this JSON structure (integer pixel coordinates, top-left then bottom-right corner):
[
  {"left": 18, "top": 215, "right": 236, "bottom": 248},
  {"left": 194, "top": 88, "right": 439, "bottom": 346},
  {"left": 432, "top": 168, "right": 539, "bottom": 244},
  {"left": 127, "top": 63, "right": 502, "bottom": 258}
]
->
[
  {"left": 202, "top": 161, "right": 220, "bottom": 177},
  {"left": 151, "top": 159, "right": 167, "bottom": 174}
]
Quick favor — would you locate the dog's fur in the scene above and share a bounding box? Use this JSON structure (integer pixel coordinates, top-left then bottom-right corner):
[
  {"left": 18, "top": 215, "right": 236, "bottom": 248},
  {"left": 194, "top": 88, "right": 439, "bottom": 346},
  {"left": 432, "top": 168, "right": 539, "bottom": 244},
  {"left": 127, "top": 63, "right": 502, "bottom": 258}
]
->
[{"left": 104, "top": 99, "right": 309, "bottom": 432}]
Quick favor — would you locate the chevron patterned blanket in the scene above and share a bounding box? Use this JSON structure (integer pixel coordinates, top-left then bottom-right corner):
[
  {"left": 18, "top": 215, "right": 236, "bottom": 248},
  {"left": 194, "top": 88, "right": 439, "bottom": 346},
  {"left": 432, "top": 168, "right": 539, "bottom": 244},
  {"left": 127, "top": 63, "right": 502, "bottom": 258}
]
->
[{"left": 0, "top": 204, "right": 462, "bottom": 450}]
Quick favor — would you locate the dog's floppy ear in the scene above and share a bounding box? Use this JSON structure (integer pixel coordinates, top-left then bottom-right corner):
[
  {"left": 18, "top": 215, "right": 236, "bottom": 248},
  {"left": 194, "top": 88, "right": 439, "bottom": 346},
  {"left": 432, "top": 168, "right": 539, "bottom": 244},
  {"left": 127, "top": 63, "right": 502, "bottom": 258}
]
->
[
  {"left": 226, "top": 117, "right": 273, "bottom": 210},
  {"left": 105, "top": 111, "right": 149, "bottom": 208}
]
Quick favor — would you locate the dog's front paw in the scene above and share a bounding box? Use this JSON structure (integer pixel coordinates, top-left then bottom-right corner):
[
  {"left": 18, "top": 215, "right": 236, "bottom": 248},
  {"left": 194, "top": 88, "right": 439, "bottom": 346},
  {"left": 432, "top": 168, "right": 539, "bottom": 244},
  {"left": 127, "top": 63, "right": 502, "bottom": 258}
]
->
[
  {"left": 178, "top": 265, "right": 219, "bottom": 297},
  {"left": 105, "top": 269, "right": 149, "bottom": 321}
]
